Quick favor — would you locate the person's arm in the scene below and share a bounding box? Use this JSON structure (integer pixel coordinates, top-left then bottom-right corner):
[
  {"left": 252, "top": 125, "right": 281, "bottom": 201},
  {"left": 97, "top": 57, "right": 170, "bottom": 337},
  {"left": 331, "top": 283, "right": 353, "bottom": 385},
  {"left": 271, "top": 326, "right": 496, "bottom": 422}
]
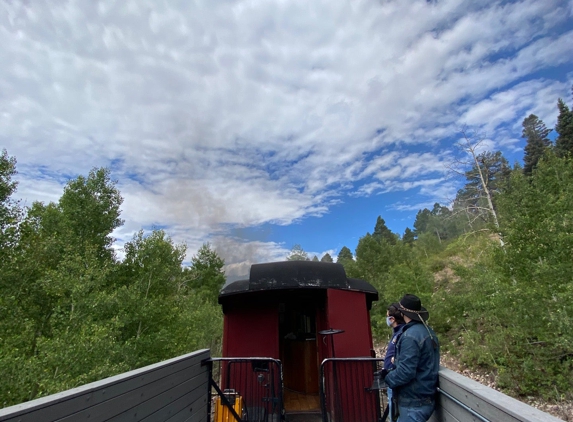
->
[
  {"left": 383, "top": 340, "right": 396, "bottom": 370},
  {"left": 384, "top": 334, "right": 420, "bottom": 388}
]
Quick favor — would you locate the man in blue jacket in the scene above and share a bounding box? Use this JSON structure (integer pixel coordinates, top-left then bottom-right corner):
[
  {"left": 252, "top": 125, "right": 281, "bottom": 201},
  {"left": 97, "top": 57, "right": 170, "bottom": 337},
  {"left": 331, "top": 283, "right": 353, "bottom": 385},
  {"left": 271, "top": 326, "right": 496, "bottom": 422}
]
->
[{"left": 380, "top": 294, "right": 440, "bottom": 422}]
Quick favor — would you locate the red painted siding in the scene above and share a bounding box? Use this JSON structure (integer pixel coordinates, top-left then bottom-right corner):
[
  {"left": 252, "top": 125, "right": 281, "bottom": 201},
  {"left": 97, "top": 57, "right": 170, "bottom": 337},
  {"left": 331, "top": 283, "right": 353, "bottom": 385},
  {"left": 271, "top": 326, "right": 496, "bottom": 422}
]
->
[
  {"left": 222, "top": 306, "right": 280, "bottom": 358},
  {"left": 326, "top": 289, "right": 373, "bottom": 357}
]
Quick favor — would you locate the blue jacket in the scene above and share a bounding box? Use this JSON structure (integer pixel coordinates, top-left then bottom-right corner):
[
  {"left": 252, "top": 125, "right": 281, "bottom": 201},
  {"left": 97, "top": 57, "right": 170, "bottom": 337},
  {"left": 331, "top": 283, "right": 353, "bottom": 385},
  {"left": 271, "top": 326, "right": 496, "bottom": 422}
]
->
[
  {"left": 383, "top": 324, "right": 405, "bottom": 371},
  {"left": 384, "top": 320, "right": 440, "bottom": 406}
]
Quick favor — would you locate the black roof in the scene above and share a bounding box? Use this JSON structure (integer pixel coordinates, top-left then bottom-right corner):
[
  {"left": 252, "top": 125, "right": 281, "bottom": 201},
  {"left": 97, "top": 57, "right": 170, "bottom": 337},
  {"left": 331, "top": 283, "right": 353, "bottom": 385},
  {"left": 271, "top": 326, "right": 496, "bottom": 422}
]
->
[{"left": 219, "top": 261, "right": 378, "bottom": 303}]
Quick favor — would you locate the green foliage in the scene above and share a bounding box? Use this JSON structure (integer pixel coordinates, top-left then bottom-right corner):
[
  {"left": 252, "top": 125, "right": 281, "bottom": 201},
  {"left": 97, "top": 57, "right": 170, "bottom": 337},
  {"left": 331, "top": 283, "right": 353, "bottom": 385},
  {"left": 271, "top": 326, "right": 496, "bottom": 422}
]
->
[
  {"left": 353, "top": 234, "right": 393, "bottom": 283},
  {"left": 187, "top": 243, "right": 226, "bottom": 304},
  {"left": 59, "top": 168, "right": 124, "bottom": 261},
  {"left": 430, "top": 153, "right": 573, "bottom": 399},
  {"left": 320, "top": 253, "right": 333, "bottom": 263},
  {"left": 413, "top": 203, "right": 464, "bottom": 241},
  {"left": 522, "top": 114, "right": 551, "bottom": 176},
  {"left": 336, "top": 246, "right": 353, "bottom": 266},
  {"left": 286, "top": 244, "right": 310, "bottom": 261},
  {"left": 361, "top": 146, "right": 572, "bottom": 400},
  {"left": 0, "top": 163, "right": 224, "bottom": 407},
  {"left": 455, "top": 150, "right": 510, "bottom": 225},
  {"left": 0, "top": 150, "right": 21, "bottom": 262},
  {"left": 555, "top": 93, "right": 573, "bottom": 157},
  {"left": 0, "top": 150, "right": 17, "bottom": 203},
  {"left": 373, "top": 216, "right": 397, "bottom": 245},
  {"left": 402, "top": 227, "right": 415, "bottom": 245}
]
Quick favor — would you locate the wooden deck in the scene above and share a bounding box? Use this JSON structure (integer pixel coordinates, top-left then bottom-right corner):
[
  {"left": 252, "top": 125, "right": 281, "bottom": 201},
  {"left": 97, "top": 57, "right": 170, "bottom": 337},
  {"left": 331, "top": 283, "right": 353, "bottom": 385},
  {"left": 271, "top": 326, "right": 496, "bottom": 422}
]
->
[{"left": 284, "top": 388, "right": 321, "bottom": 413}]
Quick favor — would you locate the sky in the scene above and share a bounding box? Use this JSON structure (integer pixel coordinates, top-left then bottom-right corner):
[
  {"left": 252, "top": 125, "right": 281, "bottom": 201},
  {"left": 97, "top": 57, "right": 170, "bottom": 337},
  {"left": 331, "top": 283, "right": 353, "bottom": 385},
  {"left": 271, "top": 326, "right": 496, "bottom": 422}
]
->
[{"left": 1, "top": 0, "right": 572, "bottom": 279}]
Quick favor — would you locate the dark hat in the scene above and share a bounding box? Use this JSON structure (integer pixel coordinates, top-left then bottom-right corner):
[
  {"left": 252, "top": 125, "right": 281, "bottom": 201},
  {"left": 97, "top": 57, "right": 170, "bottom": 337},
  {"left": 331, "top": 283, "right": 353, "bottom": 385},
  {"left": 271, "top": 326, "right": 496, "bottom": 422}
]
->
[{"left": 397, "top": 294, "right": 429, "bottom": 323}]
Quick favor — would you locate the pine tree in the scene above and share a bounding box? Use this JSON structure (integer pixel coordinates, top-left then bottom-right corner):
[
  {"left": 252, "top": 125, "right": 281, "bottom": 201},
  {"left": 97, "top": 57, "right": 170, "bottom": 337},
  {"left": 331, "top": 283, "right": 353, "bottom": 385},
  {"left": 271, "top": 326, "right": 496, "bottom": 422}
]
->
[
  {"left": 373, "top": 216, "right": 396, "bottom": 245},
  {"left": 522, "top": 114, "right": 551, "bottom": 176},
  {"left": 403, "top": 227, "right": 415, "bottom": 245},
  {"left": 555, "top": 95, "right": 573, "bottom": 157},
  {"left": 336, "top": 246, "right": 353, "bottom": 264},
  {"left": 286, "top": 244, "right": 309, "bottom": 261},
  {"left": 320, "top": 253, "right": 333, "bottom": 263}
]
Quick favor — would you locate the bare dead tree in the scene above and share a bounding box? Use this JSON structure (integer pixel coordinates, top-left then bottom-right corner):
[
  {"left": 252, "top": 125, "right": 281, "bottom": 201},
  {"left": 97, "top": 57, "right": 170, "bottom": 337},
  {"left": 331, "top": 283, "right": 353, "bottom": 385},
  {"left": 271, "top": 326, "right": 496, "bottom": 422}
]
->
[{"left": 446, "top": 128, "right": 505, "bottom": 247}]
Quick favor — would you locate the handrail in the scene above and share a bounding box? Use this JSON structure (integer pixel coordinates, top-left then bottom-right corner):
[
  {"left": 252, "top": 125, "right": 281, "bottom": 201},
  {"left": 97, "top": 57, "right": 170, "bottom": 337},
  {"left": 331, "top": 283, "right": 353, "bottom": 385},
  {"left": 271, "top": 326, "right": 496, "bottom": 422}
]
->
[{"left": 437, "top": 387, "right": 491, "bottom": 422}]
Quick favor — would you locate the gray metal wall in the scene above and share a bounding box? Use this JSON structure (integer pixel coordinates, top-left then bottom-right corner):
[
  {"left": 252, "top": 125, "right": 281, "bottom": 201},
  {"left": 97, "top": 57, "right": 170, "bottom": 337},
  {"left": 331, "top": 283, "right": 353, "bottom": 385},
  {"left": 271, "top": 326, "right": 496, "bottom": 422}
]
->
[
  {"left": 0, "top": 349, "right": 210, "bottom": 422},
  {"left": 430, "top": 367, "right": 563, "bottom": 422}
]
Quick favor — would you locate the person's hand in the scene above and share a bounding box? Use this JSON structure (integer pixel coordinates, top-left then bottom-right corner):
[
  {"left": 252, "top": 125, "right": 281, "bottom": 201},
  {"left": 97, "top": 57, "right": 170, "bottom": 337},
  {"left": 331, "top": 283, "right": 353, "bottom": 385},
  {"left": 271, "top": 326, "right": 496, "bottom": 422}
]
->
[{"left": 377, "top": 368, "right": 388, "bottom": 380}]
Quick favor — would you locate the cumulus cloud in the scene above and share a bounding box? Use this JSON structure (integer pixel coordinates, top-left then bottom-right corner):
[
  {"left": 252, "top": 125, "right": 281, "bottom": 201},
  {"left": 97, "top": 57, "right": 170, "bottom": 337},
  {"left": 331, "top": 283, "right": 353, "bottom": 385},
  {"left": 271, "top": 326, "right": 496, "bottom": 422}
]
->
[{"left": 1, "top": 0, "right": 572, "bottom": 264}]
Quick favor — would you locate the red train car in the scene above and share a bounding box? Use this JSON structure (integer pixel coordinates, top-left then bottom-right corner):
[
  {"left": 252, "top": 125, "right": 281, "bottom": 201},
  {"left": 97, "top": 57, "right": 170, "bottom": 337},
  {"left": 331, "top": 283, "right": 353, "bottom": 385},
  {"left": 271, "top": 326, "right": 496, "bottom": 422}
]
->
[{"left": 217, "top": 261, "right": 379, "bottom": 420}]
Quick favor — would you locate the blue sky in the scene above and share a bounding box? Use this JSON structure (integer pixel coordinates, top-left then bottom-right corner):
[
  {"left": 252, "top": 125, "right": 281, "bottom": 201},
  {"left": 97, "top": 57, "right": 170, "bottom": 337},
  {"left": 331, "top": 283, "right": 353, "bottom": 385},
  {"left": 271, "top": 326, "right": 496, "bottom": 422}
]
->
[{"left": 1, "top": 0, "right": 572, "bottom": 278}]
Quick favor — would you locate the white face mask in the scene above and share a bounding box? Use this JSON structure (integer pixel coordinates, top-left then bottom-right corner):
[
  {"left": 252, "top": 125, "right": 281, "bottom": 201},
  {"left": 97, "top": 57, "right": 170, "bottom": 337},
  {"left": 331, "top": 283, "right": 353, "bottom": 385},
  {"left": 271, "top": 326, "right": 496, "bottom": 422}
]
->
[{"left": 386, "top": 316, "right": 394, "bottom": 327}]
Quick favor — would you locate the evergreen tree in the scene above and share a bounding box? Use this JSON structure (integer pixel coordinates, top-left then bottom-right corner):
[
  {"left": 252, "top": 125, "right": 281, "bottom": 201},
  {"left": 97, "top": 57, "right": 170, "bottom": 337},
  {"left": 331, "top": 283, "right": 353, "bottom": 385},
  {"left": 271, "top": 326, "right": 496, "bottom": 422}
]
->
[
  {"left": 311, "top": 255, "right": 319, "bottom": 262},
  {"left": 354, "top": 234, "right": 393, "bottom": 282},
  {"left": 286, "top": 244, "right": 309, "bottom": 261},
  {"left": 555, "top": 95, "right": 573, "bottom": 157},
  {"left": 403, "top": 227, "right": 415, "bottom": 245},
  {"left": 373, "top": 216, "right": 396, "bottom": 244},
  {"left": 413, "top": 204, "right": 460, "bottom": 241},
  {"left": 336, "top": 246, "right": 353, "bottom": 265},
  {"left": 522, "top": 114, "right": 551, "bottom": 176},
  {"left": 320, "top": 253, "right": 333, "bottom": 263},
  {"left": 413, "top": 208, "right": 431, "bottom": 236}
]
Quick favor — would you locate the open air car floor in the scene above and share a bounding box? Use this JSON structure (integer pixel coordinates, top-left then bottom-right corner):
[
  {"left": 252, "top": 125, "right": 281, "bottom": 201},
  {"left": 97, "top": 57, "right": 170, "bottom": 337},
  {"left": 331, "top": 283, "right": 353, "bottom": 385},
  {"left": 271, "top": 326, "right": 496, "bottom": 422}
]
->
[
  {"left": 283, "top": 389, "right": 320, "bottom": 413},
  {"left": 285, "top": 413, "right": 322, "bottom": 422}
]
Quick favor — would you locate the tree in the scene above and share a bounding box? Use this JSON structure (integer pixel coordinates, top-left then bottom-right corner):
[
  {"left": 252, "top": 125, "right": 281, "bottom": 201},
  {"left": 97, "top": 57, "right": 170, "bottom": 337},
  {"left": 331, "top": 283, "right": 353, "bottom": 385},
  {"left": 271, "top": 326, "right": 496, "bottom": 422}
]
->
[
  {"left": 403, "top": 227, "right": 415, "bottom": 245},
  {"left": 0, "top": 150, "right": 20, "bottom": 260},
  {"left": 373, "top": 216, "right": 396, "bottom": 245},
  {"left": 0, "top": 167, "right": 128, "bottom": 404},
  {"left": 311, "top": 255, "right": 319, "bottom": 262},
  {"left": 490, "top": 151, "right": 573, "bottom": 394},
  {"left": 58, "top": 168, "right": 123, "bottom": 261},
  {"left": 0, "top": 163, "right": 225, "bottom": 406},
  {"left": 453, "top": 133, "right": 510, "bottom": 231},
  {"left": 413, "top": 203, "right": 461, "bottom": 242},
  {"left": 354, "top": 234, "right": 393, "bottom": 282},
  {"left": 413, "top": 208, "right": 431, "bottom": 237},
  {"left": 320, "top": 253, "right": 333, "bottom": 263},
  {"left": 522, "top": 114, "right": 551, "bottom": 176},
  {"left": 555, "top": 95, "right": 573, "bottom": 157},
  {"left": 187, "top": 243, "right": 226, "bottom": 303},
  {"left": 0, "top": 150, "right": 17, "bottom": 211},
  {"left": 336, "top": 246, "right": 353, "bottom": 265},
  {"left": 286, "top": 244, "right": 309, "bottom": 261}
]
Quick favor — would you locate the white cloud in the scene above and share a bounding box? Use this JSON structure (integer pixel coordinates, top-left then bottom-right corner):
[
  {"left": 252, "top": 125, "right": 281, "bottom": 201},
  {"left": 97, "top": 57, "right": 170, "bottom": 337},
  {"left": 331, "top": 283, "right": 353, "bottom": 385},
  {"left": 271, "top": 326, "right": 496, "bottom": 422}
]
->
[{"left": 1, "top": 0, "right": 572, "bottom": 265}]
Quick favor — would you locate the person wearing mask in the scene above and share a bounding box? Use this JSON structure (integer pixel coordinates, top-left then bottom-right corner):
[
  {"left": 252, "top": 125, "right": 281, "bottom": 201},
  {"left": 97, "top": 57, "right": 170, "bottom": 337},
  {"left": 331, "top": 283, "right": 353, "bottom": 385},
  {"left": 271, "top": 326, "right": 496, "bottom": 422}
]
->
[
  {"left": 383, "top": 303, "right": 406, "bottom": 421},
  {"left": 378, "top": 294, "right": 440, "bottom": 422}
]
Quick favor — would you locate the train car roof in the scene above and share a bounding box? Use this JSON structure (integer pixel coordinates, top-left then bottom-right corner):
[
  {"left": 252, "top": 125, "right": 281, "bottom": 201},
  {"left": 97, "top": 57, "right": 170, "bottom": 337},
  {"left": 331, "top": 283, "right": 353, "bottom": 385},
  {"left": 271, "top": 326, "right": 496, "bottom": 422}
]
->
[{"left": 218, "top": 261, "right": 378, "bottom": 303}]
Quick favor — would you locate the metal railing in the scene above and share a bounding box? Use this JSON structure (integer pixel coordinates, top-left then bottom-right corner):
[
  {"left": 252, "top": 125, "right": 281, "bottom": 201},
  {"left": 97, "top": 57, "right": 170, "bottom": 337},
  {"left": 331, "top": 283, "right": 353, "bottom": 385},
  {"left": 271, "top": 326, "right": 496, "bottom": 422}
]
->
[{"left": 205, "top": 357, "right": 284, "bottom": 422}]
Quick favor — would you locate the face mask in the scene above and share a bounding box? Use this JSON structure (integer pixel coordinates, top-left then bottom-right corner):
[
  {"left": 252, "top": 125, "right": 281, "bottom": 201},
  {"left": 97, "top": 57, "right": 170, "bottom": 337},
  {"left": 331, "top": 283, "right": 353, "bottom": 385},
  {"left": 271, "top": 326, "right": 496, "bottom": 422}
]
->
[{"left": 386, "top": 316, "right": 393, "bottom": 327}]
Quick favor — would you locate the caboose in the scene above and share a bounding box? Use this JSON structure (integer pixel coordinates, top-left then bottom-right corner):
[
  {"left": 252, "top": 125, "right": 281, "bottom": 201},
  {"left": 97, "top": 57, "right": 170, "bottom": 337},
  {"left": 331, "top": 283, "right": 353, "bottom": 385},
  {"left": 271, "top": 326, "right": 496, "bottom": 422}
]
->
[{"left": 217, "top": 261, "right": 379, "bottom": 420}]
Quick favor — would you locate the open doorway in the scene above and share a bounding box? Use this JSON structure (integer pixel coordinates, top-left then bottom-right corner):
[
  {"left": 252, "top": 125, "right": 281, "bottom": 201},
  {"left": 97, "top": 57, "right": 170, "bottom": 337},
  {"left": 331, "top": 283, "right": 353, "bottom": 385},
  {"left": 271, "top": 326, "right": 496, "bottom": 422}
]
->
[{"left": 279, "top": 300, "right": 321, "bottom": 413}]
